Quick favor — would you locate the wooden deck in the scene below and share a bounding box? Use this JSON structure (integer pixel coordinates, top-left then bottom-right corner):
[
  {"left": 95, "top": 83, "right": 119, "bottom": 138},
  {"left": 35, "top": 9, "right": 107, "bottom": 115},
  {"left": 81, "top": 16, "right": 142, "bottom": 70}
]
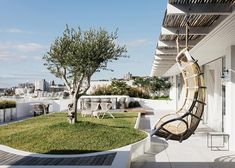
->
[{"left": 0, "top": 150, "right": 116, "bottom": 166}]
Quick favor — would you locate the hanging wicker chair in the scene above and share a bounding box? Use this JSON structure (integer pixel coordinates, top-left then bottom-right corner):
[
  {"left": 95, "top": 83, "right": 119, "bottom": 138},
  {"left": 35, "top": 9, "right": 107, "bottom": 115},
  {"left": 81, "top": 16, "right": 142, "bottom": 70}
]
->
[{"left": 151, "top": 48, "right": 206, "bottom": 142}]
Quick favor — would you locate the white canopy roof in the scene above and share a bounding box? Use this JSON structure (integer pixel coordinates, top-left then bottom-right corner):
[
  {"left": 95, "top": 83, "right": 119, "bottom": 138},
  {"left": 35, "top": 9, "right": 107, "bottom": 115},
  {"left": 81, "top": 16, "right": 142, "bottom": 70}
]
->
[{"left": 150, "top": 0, "right": 235, "bottom": 77}]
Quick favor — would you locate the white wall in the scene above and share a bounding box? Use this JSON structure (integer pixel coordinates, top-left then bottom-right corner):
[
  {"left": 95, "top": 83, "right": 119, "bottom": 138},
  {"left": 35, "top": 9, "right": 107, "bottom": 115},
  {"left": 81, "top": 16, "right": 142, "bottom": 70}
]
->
[
  {"left": 14, "top": 96, "right": 133, "bottom": 120},
  {"left": 131, "top": 98, "right": 176, "bottom": 111},
  {"left": 225, "top": 45, "right": 235, "bottom": 150},
  {"left": 51, "top": 99, "right": 72, "bottom": 112},
  {"left": 14, "top": 99, "right": 72, "bottom": 119},
  {"left": 16, "top": 102, "right": 34, "bottom": 118}
]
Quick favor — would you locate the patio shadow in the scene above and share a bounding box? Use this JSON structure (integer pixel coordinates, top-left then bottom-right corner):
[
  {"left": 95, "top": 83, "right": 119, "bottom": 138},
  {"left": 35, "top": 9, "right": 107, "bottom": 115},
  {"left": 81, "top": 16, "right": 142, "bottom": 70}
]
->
[
  {"left": 131, "top": 161, "right": 235, "bottom": 168},
  {"left": 214, "top": 154, "right": 235, "bottom": 162}
]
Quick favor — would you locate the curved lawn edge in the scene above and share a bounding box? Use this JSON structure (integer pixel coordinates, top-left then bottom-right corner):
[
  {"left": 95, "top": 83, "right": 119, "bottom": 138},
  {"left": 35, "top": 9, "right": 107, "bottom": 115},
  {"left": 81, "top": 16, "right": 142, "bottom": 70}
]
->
[
  {"left": 0, "top": 112, "right": 146, "bottom": 154},
  {"left": 0, "top": 112, "right": 147, "bottom": 157},
  {"left": 0, "top": 131, "right": 150, "bottom": 158}
]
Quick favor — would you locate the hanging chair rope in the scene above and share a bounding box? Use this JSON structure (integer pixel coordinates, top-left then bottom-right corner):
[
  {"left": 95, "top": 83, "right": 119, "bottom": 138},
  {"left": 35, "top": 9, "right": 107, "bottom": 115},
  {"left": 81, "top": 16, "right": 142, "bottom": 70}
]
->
[
  {"left": 176, "top": 30, "right": 180, "bottom": 55},
  {"left": 186, "top": 21, "right": 189, "bottom": 50}
]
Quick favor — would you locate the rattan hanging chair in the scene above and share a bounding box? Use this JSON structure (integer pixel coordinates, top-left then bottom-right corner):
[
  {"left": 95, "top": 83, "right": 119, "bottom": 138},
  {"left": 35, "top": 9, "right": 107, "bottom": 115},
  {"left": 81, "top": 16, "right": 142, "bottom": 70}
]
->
[{"left": 151, "top": 48, "right": 206, "bottom": 142}]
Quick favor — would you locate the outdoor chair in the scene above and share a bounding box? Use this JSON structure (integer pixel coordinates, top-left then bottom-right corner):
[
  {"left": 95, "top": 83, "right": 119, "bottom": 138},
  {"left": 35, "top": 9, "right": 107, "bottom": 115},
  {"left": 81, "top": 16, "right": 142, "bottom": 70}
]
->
[
  {"left": 93, "top": 103, "right": 114, "bottom": 119},
  {"left": 151, "top": 48, "right": 206, "bottom": 142},
  {"left": 43, "top": 103, "right": 50, "bottom": 114},
  {"left": 33, "top": 104, "right": 45, "bottom": 116},
  {"left": 118, "top": 97, "right": 126, "bottom": 109},
  {"left": 81, "top": 102, "right": 95, "bottom": 117}
]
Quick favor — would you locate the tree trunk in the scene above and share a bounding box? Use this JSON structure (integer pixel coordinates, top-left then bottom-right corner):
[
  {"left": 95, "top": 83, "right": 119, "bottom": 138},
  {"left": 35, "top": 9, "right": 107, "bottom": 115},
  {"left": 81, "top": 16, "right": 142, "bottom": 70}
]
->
[
  {"left": 66, "top": 75, "right": 90, "bottom": 124},
  {"left": 73, "top": 96, "right": 78, "bottom": 122},
  {"left": 67, "top": 95, "right": 79, "bottom": 124}
]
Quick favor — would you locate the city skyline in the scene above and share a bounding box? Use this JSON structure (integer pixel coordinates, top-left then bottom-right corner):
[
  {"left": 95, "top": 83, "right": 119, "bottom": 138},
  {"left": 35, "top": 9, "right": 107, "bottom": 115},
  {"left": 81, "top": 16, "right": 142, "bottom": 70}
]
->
[{"left": 0, "top": 0, "right": 166, "bottom": 88}]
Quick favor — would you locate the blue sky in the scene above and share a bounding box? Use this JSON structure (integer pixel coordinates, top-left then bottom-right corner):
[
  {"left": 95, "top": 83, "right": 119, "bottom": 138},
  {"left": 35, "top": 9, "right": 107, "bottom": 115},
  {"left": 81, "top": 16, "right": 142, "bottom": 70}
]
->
[{"left": 0, "top": 0, "right": 166, "bottom": 88}]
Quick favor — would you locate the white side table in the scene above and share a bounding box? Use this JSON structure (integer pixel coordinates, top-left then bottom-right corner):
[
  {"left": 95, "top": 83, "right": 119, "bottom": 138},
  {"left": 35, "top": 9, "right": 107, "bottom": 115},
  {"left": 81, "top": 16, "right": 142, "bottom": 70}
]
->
[{"left": 207, "top": 132, "right": 229, "bottom": 151}]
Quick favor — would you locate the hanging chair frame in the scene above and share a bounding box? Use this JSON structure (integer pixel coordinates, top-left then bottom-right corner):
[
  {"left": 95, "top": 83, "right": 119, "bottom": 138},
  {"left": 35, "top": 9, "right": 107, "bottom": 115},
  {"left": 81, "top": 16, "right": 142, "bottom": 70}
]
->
[{"left": 151, "top": 21, "right": 206, "bottom": 142}]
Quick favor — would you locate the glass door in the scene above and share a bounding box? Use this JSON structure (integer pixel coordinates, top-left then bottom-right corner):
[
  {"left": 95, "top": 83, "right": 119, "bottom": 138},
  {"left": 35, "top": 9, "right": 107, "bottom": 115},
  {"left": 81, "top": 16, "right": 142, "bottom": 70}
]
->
[{"left": 222, "top": 85, "right": 226, "bottom": 132}]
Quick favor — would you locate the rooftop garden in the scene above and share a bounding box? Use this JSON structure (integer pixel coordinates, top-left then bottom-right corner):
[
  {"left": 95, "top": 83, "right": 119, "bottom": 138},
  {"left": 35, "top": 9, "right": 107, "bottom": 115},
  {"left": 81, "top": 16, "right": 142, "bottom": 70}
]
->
[
  {"left": 0, "top": 112, "right": 146, "bottom": 154},
  {"left": 91, "top": 77, "right": 172, "bottom": 100}
]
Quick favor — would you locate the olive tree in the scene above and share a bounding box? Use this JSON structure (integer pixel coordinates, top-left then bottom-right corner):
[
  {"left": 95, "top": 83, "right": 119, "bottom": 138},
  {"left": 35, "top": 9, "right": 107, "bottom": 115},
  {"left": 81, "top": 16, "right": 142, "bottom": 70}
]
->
[
  {"left": 43, "top": 26, "right": 127, "bottom": 124},
  {"left": 133, "top": 76, "right": 172, "bottom": 97},
  {"left": 150, "top": 77, "right": 172, "bottom": 96},
  {"left": 111, "top": 80, "right": 128, "bottom": 95}
]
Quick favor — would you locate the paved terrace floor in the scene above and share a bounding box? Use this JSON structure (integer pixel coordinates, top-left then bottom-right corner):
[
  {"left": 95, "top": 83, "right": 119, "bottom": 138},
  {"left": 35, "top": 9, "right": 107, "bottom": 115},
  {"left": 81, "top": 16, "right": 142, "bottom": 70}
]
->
[
  {"left": 131, "top": 109, "right": 235, "bottom": 168},
  {"left": 0, "top": 150, "right": 116, "bottom": 166}
]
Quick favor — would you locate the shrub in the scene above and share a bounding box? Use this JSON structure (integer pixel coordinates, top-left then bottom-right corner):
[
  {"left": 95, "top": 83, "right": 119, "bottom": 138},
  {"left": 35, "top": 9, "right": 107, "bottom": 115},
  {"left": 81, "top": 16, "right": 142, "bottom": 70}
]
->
[
  {"left": 92, "top": 85, "right": 112, "bottom": 95},
  {"left": 127, "top": 87, "right": 150, "bottom": 99},
  {"left": 92, "top": 85, "right": 150, "bottom": 99},
  {"left": 111, "top": 80, "right": 128, "bottom": 95},
  {"left": 0, "top": 100, "right": 16, "bottom": 109},
  {"left": 128, "top": 101, "right": 141, "bottom": 108},
  {"left": 91, "top": 82, "right": 151, "bottom": 99},
  {"left": 152, "top": 96, "right": 170, "bottom": 100},
  {"left": 63, "top": 92, "right": 70, "bottom": 99},
  {"left": 133, "top": 76, "right": 172, "bottom": 97}
]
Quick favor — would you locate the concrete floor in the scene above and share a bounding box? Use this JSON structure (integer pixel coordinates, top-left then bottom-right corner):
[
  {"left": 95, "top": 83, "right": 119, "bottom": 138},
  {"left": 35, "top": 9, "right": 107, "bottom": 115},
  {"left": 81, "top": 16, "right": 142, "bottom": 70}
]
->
[{"left": 131, "top": 110, "right": 235, "bottom": 168}]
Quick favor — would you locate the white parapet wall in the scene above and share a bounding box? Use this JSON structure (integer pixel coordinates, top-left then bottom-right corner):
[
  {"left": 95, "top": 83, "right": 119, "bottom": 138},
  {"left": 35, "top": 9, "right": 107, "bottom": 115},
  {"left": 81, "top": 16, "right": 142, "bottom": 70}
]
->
[
  {"left": 14, "top": 99, "right": 72, "bottom": 120},
  {"left": 134, "top": 112, "right": 141, "bottom": 129},
  {"left": 16, "top": 102, "right": 33, "bottom": 118},
  {"left": 129, "top": 133, "right": 150, "bottom": 160},
  {"left": 13, "top": 96, "right": 130, "bottom": 120},
  {"left": 130, "top": 112, "right": 151, "bottom": 164},
  {"left": 51, "top": 99, "right": 72, "bottom": 112},
  {"left": 6, "top": 96, "right": 177, "bottom": 121},
  {"left": 50, "top": 97, "right": 176, "bottom": 112},
  {"left": 131, "top": 98, "right": 176, "bottom": 111}
]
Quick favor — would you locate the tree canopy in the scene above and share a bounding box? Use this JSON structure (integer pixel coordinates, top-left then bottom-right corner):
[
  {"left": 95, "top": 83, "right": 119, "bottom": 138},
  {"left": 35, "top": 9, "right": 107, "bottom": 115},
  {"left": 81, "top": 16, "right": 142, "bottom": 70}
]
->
[
  {"left": 133, "top": 76, "right": 172, "bottom": 95},
  {"left": 43, "top": 26, "right": 127, "bottom": 123}
]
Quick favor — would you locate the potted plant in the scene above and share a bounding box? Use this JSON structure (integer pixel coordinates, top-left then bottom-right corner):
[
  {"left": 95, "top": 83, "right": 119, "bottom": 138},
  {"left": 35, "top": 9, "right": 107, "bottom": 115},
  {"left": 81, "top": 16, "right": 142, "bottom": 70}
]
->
[
  {"left": 0, "top": 100, "right": 16, "bottom": 122},
  {"left": 8, "top": 100, "right": 17, "bottom": 121}
]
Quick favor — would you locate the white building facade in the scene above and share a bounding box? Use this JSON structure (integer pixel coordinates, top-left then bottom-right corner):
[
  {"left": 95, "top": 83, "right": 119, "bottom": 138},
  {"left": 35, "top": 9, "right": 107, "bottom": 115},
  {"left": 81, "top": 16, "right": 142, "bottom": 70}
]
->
[
  {"left": 35, "top": 79, "right": 49, "bottom": 92},
  {"left": 151, "top": 1, "right": 235, "bottom": 150}
]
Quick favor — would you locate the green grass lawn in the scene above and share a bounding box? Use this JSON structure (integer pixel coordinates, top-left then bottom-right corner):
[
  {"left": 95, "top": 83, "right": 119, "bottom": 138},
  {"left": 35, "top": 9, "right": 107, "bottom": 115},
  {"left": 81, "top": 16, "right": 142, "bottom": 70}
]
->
[{"left": 0, "top": 112, "right": 146, "bottom": 154}]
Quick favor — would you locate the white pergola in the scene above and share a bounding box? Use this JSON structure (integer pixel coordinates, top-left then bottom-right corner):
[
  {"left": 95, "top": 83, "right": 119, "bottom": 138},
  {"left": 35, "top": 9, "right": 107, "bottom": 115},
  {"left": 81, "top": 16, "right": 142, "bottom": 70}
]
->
[{"left": 150, "top": 0, "right": 235, "bottom": 77}]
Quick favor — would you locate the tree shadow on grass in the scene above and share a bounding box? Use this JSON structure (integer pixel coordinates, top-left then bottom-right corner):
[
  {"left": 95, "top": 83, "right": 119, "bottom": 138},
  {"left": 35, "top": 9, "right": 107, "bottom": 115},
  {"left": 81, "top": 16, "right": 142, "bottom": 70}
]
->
[
  {"left": 68, "top": 120, "right": 135, "bottom": 131},
  {"left": 111, "top": 115, "right": 136, "bottom": 119},
  {"left": 109, "top": 126, "right": 129, "bottom": 129},
  {"left": 76, "top": 120, "right": 131, "bottom": 129},
  {"left": 44, "top": 149, "right": 102, "bottom": 154}
]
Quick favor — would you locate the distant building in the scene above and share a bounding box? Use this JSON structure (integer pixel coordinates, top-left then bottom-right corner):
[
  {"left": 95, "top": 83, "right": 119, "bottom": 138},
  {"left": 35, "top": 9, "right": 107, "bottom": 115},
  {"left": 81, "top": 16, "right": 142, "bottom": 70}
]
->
[
  {"left": 3, "top": 87, "right": 15, "bottom": 96},
  {"left": 123, "top": 72, "right": 132, "bottom": 80},
  {"left": 35, "top": 79, "right": 49, "bottom": 92},
  {"left": 18, "top": 82, "right": 34, "bottom": 89},
  {"left": 15, "top": 82, "right": 34, "bottom": 95},
  {"left": 49, "top": 84, "right": 66, "bottom": 93},
  {"left": 0, "top": 88, "right": 5, "bottom": 96},
  {"left": 15, "top": 88, "right": 27, "bottom": 95},
  {"left": 49, "top": 80, "right": 56, "bottom": 86}
]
